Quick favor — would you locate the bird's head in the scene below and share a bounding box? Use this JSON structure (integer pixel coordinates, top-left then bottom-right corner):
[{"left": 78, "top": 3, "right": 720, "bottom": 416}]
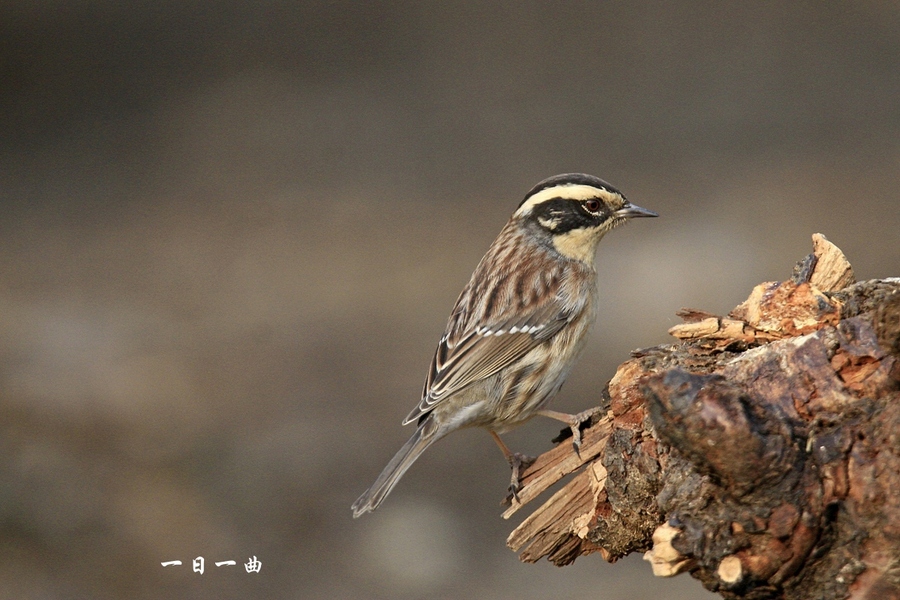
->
[{"left": 513, "top": 173, "right": 657, "bottom": 264}]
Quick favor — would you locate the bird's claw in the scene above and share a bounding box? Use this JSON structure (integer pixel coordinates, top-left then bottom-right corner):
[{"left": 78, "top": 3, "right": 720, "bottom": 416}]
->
[
  {"left": 506, "top": 452, "right": 535, "bottom": 503},
  {"left": 544, "top": 406, "right": 604, "bottom": 453},
  {"left": 546, "top": 407, "right": 603, "bottom": 455}
]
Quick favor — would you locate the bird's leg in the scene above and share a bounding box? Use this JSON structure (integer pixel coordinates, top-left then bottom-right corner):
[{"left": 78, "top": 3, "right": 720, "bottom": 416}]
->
[
  {"left": 488, "top": 430, "right": 535, "bottom": 500},
  {"left": 537, "top": 407, "right": 604, "bottom": 454}
]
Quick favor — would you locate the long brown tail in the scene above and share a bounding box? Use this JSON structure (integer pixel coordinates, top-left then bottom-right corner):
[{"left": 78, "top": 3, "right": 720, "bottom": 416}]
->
[{"left": 351, "top": 416, "right": 442, "bottom": 518}]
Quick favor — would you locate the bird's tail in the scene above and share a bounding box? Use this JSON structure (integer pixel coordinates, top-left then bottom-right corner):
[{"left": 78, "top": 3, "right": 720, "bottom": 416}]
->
[{"left": 352, "top": 417, "right": 443, "bottom": 518}]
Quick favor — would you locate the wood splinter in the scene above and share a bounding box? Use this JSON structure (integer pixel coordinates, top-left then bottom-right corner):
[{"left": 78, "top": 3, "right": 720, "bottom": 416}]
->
[
  {"left": 643, "top": 523, "right": 694, "bottom": 577},
  {"left": 717, "top": 555, "right": 744, "bottom": 585}
]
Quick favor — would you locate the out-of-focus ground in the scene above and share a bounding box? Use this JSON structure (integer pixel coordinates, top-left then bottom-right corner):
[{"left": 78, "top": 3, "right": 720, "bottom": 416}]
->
[{"left": 1, "top": 3, "right": 898, "bottom": 599}]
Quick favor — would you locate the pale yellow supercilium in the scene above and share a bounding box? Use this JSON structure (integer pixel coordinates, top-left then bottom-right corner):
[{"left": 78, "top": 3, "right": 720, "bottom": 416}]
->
[{"left": 514, "top": 184, "right": 623, "bottom": 217}]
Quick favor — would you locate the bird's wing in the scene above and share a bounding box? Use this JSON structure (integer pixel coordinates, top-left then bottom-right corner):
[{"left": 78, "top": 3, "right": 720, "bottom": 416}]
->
[{"left": 402, "top": 290, "right": 572, "bottom": 426}]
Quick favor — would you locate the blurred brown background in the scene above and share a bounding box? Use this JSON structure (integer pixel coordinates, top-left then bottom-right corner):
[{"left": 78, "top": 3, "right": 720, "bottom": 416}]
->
[{"left": 1, "top": 2, "right": 898, "bottom": 599}]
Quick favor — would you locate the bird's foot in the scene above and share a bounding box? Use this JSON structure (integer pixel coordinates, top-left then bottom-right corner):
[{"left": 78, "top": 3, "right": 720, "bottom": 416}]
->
[
  {"left": 569, "top": 406, "right": 604, "bottom": 453},
  {"left": 540, "top": 406, "right": 604, "bottom": 455},
  {"left": 506, "top": 452, "right": 536, "bottom": 503}
]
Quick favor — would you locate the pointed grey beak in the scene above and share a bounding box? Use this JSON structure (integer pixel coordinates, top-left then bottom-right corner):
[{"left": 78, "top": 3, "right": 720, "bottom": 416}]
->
[{"left": 615, "top": 203, "right": 658, "bottom": 219}]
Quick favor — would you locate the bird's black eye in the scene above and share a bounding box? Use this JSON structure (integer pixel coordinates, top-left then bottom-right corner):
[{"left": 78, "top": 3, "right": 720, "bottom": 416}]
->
[{"left": 583, "top": 199, "right": 601, "bottom": 213}]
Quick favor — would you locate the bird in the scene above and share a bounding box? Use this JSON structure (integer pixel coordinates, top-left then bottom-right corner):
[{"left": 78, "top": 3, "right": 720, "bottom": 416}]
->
[{"left": 352, "top": 173, "right": 657, "bottom": 517}]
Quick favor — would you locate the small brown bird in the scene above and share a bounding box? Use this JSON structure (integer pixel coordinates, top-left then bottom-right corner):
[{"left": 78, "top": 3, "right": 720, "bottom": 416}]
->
[{"left": 352, "top": 173, "right": 656, "bottom": 517}]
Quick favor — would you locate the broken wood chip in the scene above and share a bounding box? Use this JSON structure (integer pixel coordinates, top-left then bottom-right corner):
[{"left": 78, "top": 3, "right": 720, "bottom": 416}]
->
[
  {"left": 668, "top": 315, "right": 776, "bottom": 347},
  {"left": 809, "top": 233, "right": 855, "bottom": 292},
  {"left": 729, "top": 280, "right": 842, "bottom": 338},
  {"left": 717, "top": 555, "right": 744, "bottom": 584},
  {"left": 669, "top": 317, "right": 720, "bottom": 338},
  {"left": 670, "top": 235, "right": 852, "bottom": 347},
  {"left": 644, "top": 523, "right": 694, "bottom": 577},
  {"left": 501, "top": 413, "right": 612, "bottom": 518},
  {"left": 506, "top": 459, "right": 609, "bottom": 564}
]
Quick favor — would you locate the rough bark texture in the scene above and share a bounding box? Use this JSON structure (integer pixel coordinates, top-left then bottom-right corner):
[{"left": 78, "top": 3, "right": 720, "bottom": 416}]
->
[{"left": 505, "top": 235, "right": 900, "bottom": 600}]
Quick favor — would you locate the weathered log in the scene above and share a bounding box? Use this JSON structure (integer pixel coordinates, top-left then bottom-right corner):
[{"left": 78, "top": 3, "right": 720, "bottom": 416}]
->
[{"left": 506, "top": 234, "right": 900, "bottom": 600}]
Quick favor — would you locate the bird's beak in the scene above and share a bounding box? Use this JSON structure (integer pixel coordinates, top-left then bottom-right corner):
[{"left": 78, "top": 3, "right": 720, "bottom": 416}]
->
[{"left": 615, "top": 203, "right": 658, "bottom": 219}]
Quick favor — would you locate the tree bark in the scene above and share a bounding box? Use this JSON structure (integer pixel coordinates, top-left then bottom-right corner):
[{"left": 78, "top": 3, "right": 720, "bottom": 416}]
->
[{"left": 504, "top": 234, "right": 900, "bottom": 600}]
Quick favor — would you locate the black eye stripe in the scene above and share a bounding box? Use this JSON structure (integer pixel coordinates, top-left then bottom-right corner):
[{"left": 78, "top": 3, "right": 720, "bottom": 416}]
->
[{"left": 529, "top": 198, "right": 606, "bottom": 233}]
